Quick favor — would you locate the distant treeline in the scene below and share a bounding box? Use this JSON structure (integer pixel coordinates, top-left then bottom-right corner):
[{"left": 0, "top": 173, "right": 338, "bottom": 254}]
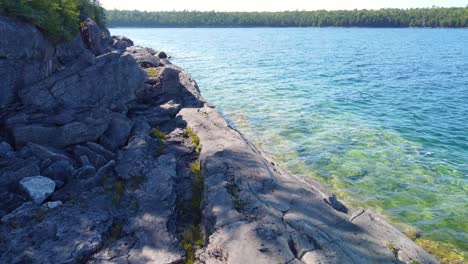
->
[{"left": 106, "top": 8, "right": 468, "bottom": 28}]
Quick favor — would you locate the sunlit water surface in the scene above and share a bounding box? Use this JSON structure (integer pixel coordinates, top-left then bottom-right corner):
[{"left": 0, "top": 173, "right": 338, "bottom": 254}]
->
[{"left": 111, "top": 28, "right": 468, "bottom": 260}]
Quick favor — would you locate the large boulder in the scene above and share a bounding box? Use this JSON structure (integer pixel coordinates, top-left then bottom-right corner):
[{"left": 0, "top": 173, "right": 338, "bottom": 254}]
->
[
  {"left": 9, "top": 119, "right": 110, "bottom": 148},
  {"left": 80, "top": 17, "right": 110, "bottom": 56},
  {"left": 125, "top": 46, "right": 161, "bottom": 68},
  {"left": 19, "top": 176, "right": 56, "bottom": 204},
  {"left": 112, "top": 35, "right": 134, "bottom": 50},
  {"left": 0, "top": 16, "right": 54, "bottom": 108},
  {"left": 100, "top": 115, "right": 134, "bottom": 151},
  {"left": 19, "top": 52, "right": 146, "bottom": 112}
]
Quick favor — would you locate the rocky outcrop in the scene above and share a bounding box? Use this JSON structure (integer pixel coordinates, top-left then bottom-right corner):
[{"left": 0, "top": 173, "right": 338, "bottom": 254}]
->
[
  {"left": 0, "top": 16, "right": 54, "bottom": 108},
  {"left": 0, "top": 14, "right": 438, "bottom": 264}
]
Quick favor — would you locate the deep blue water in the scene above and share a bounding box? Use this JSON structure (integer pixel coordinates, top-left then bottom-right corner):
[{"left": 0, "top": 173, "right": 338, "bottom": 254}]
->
[{"left": 111, "top": 28, "right": 468, "bottom": 258}]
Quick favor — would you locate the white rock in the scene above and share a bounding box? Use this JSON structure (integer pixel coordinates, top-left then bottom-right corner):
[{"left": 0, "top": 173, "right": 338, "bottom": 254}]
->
[
  {"left": 19, "top": 176, "right": 56, "bottom": 204},
  {"left": 44, "top": 201, "right": 62, "bottom": 209}
]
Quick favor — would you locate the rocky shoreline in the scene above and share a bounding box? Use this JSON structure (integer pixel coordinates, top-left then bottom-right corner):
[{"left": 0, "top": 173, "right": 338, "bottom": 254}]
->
[{"left": 0, "top": 16, "right": 438, "bottom": 263}]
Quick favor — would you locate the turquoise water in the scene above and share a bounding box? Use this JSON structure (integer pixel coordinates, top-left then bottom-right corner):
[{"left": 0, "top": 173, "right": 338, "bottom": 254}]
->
[{"left": 111, "top": 28, "right": 468, "bottom": 259}]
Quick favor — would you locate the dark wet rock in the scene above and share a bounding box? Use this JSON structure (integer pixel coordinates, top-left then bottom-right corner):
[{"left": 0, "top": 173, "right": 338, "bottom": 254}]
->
[{"left": 19, "top": 176, "right": 56, "bottom": 204}]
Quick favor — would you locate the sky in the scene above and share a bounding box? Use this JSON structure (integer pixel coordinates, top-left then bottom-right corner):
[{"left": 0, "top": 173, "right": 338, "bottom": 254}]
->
[{"left": 99, "top": 0, "right": 468, "bottom": 12}]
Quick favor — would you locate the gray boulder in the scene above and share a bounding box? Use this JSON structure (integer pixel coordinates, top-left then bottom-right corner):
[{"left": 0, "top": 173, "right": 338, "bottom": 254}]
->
[
  {"left": 112, "top": 35, "right": 134, "bottom": 50},
  {"left": 10, "top": 120, "right": 110, "bottom": 148},
  {"left": 156, "top": 51, "right": 168, "bottom": 59},
  {"left": 100, "top": 116, "right": 134, "bottom": 151},
  {"left": 125, "top": 46, "right": 161, "bottom": 68},
  {"left": 80, "top": 17, "right": 110, "bottom": 56},
  {"left": 19, "top": 176, "right": 56, "bottom": 204},
  {"left": 19, "top": 52, "right": 146, "bottom": 112}
]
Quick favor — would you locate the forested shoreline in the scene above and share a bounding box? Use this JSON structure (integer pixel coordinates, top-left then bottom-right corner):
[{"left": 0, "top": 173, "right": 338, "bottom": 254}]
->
[{"left": 106, "top": 8, "right": 468, "bottom": 28}]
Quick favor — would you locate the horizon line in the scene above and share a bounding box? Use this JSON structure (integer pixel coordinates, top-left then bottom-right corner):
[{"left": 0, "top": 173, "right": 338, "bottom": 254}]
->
[{"left": 104, "top": 6, "right": 468, "bottom": 12}]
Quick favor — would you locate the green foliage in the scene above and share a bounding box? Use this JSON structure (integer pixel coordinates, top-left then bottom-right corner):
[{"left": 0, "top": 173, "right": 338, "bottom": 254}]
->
[
  {"left": 0, "top": 0, "right": 105, "bottom": 43},
  {"left": 181, "top": 161, "right": 204, "bottom": 264},
  {"left": 151, "top": 127, "right": 165, "bottom": 140},
  {"left": 386, "top": 242, "right": 398, "bottom": 258},
  {"left": 106, "top": 8, "right": 468, "bottom": 28},
  {"left": 186, "top": 127, "right": 201, "bottom": 152},
  {"left": 151, "top": 127, "right": 165, "bottom": 155},
  {"left": 182, "top": 225, "right": 204, "bottom": 264}
]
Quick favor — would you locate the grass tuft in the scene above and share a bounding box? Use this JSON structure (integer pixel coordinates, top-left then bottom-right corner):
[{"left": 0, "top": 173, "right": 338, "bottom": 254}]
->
[
  {"left": 112, "top": 180, "right": 125, "bottom": 206},
  {"left": 386, "top": 242, "right": 398, "bottom": 258},
  {"left": 186, "top": 127, "right": 201, "bottom": 152},
  {"left": 151, "top": 127, "right": 165, "bottom": 140},
  {"left": 181, "top": 161, "right": 205, "bottom": 264},
  {"left": 151, "top": 127, "right": 165, "bottom": 155}
]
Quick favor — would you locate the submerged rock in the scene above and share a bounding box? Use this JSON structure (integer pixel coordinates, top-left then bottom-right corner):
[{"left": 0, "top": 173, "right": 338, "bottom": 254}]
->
[{"left": 19, "top": 176, "right": 56, "bottom": 204}]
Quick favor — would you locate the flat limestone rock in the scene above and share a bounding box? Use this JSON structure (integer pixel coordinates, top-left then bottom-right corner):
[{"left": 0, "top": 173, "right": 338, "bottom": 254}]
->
[{"left": 19, "top": 176, "right": 56, "bottom": 204}]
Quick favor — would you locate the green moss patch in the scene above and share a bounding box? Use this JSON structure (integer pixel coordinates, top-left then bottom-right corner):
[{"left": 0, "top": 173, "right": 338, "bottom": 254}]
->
[
  {"left": 186, "top": 127, "right": 201, "bottom": 152},
  {"left": 181, "top": 161, "right": 205, "bottom": 264}
]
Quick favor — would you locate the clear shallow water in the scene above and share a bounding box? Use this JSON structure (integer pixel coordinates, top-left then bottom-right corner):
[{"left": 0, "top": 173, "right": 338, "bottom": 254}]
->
[{"left": 111, "top": 28, "right": 468, "bottom": 259}]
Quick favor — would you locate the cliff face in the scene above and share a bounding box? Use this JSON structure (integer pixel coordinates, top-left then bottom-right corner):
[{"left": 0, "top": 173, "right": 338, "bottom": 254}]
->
[{"left": 0, "top": 16, "right": 438, "bottom": 264}]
